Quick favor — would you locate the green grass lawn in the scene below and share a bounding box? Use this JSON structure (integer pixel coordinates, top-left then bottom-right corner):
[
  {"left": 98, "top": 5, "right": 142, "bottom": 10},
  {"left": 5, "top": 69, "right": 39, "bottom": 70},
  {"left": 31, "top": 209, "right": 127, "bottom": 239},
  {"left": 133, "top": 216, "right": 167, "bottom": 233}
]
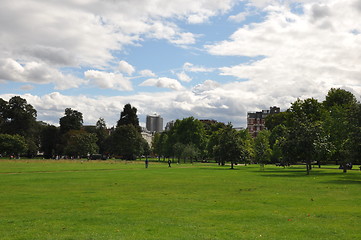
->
[{"left": 1, "top": 160, "right": 361, "bottom": 240}]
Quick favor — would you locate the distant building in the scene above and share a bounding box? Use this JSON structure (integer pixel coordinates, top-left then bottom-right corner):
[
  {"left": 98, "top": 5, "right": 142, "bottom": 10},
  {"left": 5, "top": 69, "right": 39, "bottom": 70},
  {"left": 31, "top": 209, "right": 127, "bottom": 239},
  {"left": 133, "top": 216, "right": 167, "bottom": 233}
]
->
[
  {"left": 247, "top": 106, "right": 280, "bottom": 137},
  {"left": 146, "top": 114, "right": 163, "bottom": 133},
  {"left": 140, "top": 127, "right": 153, "bottom": 147},
  {"left": 165, "top": 120, "right": 175, "bottom": 131}
]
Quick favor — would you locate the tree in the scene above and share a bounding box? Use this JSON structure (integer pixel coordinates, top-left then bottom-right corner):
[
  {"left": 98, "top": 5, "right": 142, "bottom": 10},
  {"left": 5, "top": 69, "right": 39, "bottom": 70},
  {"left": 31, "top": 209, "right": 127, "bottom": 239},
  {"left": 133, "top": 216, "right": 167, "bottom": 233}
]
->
[
  {"left": 95, "top": 118, "right": 108, "bottom": 154},
  {"left": 323, "top": 88, "right": 357, "bottom": 110},
  {"left": 322, "top": 89, "right": 358, "bottom": 172},
  {"left": 265, "top": 111, "right": 291, "bottom": 131},
  {"left": 108, "top": 124, "right": 142, "bottom": 160},
  {"left": 152, "top": 132, "right": 161, "bottom": 159},
  {"left": 59, "top": 108, "right": 83, "bottom": 134},
  {"left": 40, "top": 124, "right": 59, "bottom": 159},
  {"left": 238, "top": 129, "right": 254, "bottom": 165},
  {"left": 284, "top": 118, "right": 322, "bottom": 174},
  {"left": 63, "top": 130, "right": 99, "bottom": 158},
  {"left": 181, "top": 144, "right": 199, "bottom": 164},
  {"left": 173, "top": 142, "right": 185, "bottom": 163},
  {"left": 253, "top": 130, "right": 271, "bottom": 171},
  {"left": 0, "top": 96, "right": 38, "bottom": 156},
  {"left": 171, "top": 117, "right": 206, "bottom": 156},
  {"left": 213, "top": 124, "right": 242, "bottom": 169},
  {"left": 117, "top": 103, "right": 140, "bottom": 131},
  {"left": 0, "top": 134, "right": 27, "bottom": 157},
  {"left": 140, "top": 138, "right": 151, "bottom": 158}
]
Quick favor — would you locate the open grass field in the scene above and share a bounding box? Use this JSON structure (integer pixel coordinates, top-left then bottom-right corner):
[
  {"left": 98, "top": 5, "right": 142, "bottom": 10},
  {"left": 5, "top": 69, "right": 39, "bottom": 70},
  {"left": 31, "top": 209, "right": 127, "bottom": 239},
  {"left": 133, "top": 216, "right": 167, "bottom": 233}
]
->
[{"left": 1, "top": 159, "right": 361, "bottom": 240}]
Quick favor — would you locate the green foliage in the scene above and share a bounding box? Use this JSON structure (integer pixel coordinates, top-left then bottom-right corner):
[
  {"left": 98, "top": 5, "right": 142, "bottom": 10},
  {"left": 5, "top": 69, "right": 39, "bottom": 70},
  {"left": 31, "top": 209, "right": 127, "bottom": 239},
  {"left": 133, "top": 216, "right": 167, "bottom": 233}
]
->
[
  {"left": 0, "top": 134, "right": 27, "bottom": 156},
  {"left": 107, "top": 124, "right": 143, "bottom": 159},
  {"left": 171, "top": 117, "right": 206, "bottom": 151},
  {"left": 63, "top": 130, "right": 99, "bottom": 157},
  {"left": 181, "top": 144, "right": 200, "bottom": 163},
  {"left": 59, "top": 108, "right": 83, "bottom": 134},
  {"left": 40, "top": 124, "right": 59, "bottom": 159},
  {"left": 265, "top": 111, "right": 291, "bottom": 130},
  {"left": 254, "top": 130, "right": 271, "bottom": 170},
  {"left": 323, "top": 88, "right": 357, "bottom": 110},
  {"left": 95, "top": 118, "right": 109, "bottom": 154},
  {"left": 238, "top": 129, "right": 254, "bottom": 164},
  {"left": 213, "top": 124, "right": 242, "bottom": 168},
  {"left": 117, "top": 103, "right": 140, "bottom": 131}
]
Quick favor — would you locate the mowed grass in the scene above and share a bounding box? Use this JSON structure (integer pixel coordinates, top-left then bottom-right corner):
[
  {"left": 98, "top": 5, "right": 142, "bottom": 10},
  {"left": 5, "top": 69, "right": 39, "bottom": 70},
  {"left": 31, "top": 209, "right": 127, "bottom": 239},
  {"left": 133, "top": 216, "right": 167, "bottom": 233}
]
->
[{"left": 1, "top": 160, "right": 361, "bottom": 240}]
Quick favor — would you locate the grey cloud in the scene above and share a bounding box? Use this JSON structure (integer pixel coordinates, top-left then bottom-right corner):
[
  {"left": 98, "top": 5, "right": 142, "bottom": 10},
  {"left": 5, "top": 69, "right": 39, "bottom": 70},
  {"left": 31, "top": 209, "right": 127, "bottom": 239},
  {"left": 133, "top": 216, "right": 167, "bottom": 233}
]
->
[
  {"left": 22, "top": 46, "right": 76, "bottom": 66},
  {"left": 354, "top": 0, "right": 361, "bottom": 12},
  {"left": 311, "top": 4, "right": 331, "bottom": 21}
]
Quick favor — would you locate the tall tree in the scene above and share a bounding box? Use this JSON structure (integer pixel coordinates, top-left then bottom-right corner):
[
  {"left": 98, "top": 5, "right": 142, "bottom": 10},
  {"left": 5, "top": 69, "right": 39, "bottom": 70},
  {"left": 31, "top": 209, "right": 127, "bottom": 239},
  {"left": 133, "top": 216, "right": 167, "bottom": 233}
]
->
[
  {"left": 107, "top": 124, "right": 143, "bottom": 160},
  {"left": 95, "top": 118, "right": 108, "bottom": 154},
  {"left": 59, "top": 108, "right": 83, "bottom": 134},
  {"left": 0, "top": 96, "right": 38, "bottom": 157},
  {"left": 323, "top": 88, "right": 357, "bottom": 110},
  {"left": 254, "top": 130, "right": 272, "bottom": 171},
  {"left": 40, "top": 124, "right": 59, "bottom": 159},
  {"left": 117, "top": 103, "right": 140, "bottom": 131},
  {"left": 322, "top": 89, "right": 358, "bottom": 172},
  {"left": 171, "top": 117, "right": 206, "bottom": 154},
  {"left": 213, "top": 124, "right": 242, "bottom": 169}
]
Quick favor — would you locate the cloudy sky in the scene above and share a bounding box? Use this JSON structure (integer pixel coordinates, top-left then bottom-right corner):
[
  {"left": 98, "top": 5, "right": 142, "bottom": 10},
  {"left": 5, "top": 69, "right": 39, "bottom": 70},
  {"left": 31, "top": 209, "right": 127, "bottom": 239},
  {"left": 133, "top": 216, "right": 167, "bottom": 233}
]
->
[{"left": 1, "top": 0, "right": 360, "bottom": 128}]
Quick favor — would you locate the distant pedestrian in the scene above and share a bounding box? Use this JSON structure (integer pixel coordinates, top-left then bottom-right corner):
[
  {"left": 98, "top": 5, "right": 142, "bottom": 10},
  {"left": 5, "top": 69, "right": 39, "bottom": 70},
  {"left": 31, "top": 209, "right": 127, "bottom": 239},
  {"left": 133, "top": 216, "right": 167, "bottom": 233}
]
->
[
  {"left": 145, "top": 158, "right": 149, "bottom": 168},
  {"left": 168, "top": 159, "right": 171, "bottom": 168}
]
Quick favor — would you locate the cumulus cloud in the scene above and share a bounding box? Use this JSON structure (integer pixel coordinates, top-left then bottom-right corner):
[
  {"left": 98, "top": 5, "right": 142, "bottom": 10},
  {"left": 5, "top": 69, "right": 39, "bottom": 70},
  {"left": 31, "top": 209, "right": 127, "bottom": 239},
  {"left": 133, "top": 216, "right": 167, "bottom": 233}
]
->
[
  {"left": 118, "top": 60, "right": 135, "bottom": 75},
  {"left": 177, "top": 71, "right": 192, "bottom": 82},
  {"left": 84, "top": 70, "right": 133, "bottom": 91},
  {"left": 0, "top": 58, "right": 86, "bottom": 90},
  {"left": 139, "top": 69, "right": 156, "bottom": 77},
  {"left": 139, "top": 77, "right": 185, "bottom": 90},
  {"left": 207, "top": 0, "right": 361, "bottom": 102}
]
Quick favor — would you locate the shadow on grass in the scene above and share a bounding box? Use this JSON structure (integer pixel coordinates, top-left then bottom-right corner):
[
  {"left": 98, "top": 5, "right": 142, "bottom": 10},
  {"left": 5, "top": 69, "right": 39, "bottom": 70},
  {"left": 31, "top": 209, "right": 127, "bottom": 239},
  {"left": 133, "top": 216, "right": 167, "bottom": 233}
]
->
[
  {"left": 324, "top": 179, "right": 361, "bottom": 184},
  {"left": 198, "top": 167, "right": 243, "bottom": 171},
  {"left": 258, "top": 167, "right": 348, "bottom": 178}
]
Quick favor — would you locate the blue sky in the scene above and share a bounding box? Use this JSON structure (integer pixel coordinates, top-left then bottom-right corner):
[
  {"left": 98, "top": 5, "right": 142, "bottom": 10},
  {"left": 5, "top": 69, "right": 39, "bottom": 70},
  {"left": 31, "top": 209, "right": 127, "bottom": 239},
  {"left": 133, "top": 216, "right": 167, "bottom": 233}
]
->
[{"left": 0, "top": 0, "right": 360, "bottom": 128}]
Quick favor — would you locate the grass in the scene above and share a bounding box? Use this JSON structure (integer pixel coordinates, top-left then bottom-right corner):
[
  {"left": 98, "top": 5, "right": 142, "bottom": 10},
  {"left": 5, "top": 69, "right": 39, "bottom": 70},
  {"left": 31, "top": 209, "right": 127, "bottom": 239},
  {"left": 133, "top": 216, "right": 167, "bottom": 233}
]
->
[{"left": 1, "top": 160, "right": 361, "bottom": 239}]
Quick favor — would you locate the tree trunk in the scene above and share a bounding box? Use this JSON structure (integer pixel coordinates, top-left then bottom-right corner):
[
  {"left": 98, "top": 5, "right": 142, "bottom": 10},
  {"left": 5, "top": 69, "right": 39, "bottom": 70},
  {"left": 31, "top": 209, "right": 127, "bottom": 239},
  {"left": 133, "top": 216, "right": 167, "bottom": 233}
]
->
[
  {"left": 343, "top": 162, "right": 347, "bottom": 173},
  {"left": 306, "top": 164, "right": 310, "bottom": 175},
  {"left": 230, "top": 161, "right": 234, "bottom": 169}
]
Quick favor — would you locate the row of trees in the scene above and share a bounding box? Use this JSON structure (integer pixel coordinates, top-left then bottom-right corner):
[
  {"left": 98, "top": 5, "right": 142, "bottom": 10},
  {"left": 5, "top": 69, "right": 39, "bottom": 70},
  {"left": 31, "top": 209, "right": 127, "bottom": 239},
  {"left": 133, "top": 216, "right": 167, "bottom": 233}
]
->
[
  {"left": 0, "top": 88, "right": 359, "bottom": 175},
  {"left": 151, "top": 88, "right": 360, "bottom": 174},
  {"left": 0, "top": 97, "right": 149, "bottom": 159}
]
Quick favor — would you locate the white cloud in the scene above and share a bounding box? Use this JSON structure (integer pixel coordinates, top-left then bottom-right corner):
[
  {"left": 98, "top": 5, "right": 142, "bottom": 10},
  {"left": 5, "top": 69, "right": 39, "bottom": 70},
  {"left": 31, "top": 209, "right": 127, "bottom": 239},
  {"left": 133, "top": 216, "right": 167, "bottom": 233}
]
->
[
  {"left": 139, "top": 77, "right": 184, "bottom": 90},
  {"left": 139, "top": 69, "right": 156, "bottom": 77},
  {"left": 84, "top": 70, "right": 133, "bottom": 91},
  {"left": 118, "top": 60, "right": 135, "bottom": 75},
  {"left": 0, "top": 58, "right": 86, "bottom": 90},
  {"left": 228, "top": 12, "right": 249, "bottom": 22},
  {"left": 183, "top": 62, "right": 214, "bottom": 72},
  {"left": 206, "top": 0, "right": 361, "bottom": 103},
  {"left": 177, "top": 71, "right": 192, "bottom": 82}
]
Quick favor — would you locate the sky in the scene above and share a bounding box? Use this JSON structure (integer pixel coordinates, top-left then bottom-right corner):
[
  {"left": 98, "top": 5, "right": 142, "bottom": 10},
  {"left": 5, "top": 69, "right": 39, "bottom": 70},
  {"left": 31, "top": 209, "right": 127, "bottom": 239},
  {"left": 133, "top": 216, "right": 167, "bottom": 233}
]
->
[{"left": 0, "top": 0, "right": 360, "bottom": 128}]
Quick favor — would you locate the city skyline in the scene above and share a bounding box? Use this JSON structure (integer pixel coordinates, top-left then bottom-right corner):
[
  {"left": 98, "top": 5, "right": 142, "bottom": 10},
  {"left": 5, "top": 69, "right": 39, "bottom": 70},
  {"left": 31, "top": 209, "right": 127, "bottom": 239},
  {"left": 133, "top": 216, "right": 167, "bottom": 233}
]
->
[{"left": 0, "top": 0, "right": 360, "bottom": 128}]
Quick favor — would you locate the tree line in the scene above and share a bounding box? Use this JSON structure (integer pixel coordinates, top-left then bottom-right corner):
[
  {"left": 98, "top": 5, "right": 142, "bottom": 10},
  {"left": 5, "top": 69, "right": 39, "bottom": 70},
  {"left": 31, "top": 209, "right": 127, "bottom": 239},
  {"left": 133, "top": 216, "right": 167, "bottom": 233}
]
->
[
  {"left": 151, "top": 88, "right": 360, "bottom": 174},
  {"left": 0, "top": 99, "right": 149, "bottom": 159},
  {"left": 0, "top": 88, "right": 360, "bottom": 175}
]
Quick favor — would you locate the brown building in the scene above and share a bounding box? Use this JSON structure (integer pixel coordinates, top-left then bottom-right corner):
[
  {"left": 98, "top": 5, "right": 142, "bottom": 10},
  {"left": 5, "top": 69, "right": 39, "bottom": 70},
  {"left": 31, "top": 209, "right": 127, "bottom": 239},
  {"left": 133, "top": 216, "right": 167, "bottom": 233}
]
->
[{"left": 247, "top": 106, "right": 280, "bottom": 137}]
